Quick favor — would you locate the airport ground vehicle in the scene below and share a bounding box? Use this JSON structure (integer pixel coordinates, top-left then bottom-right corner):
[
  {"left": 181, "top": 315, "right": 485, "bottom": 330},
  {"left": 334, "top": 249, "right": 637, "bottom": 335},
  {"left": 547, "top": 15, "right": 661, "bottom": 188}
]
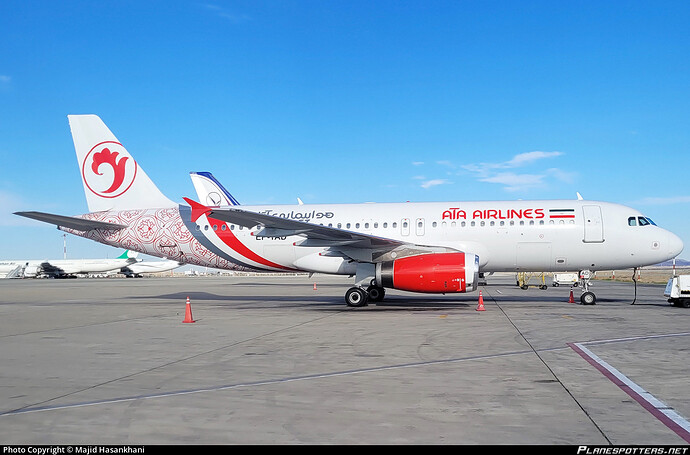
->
[
  {"left": 664, "top": 275, "right": 690, "bottom": 308},
  {"left": 552, "top": 272, "right": 579, "bottom": 287}
]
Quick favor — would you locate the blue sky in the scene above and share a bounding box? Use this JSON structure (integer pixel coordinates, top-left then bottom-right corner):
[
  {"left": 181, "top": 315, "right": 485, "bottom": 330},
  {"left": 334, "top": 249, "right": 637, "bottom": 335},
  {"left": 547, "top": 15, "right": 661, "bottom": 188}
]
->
[{"left": 1, "top": 0, "right": 689, "bottom": 261}]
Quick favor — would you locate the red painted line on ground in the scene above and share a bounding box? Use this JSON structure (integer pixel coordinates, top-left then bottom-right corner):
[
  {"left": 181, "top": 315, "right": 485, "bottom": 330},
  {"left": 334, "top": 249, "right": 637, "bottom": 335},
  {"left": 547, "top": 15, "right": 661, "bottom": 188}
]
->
[{"left": 568, "top": 342, "right": 690, "bottom": 443}]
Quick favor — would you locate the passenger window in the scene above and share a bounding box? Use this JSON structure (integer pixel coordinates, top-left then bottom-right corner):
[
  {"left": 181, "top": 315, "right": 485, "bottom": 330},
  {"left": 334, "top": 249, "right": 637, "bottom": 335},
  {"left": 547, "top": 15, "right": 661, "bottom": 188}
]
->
[{"left": 628, "top": 217, "right": 637, "bottom": 226}]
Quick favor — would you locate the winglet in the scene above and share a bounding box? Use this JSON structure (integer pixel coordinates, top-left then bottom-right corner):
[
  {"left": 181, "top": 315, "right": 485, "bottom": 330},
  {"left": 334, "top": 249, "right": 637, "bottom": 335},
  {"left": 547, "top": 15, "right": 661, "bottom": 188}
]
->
[{"left": 183, "top": 197, "right": 213, "bottom": 223}]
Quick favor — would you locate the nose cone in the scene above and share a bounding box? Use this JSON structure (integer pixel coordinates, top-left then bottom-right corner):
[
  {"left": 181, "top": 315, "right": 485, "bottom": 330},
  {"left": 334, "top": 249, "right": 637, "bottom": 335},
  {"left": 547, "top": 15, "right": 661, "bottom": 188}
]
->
[{"left": 668, "top": 232, "right": 684, "bottom": 259}]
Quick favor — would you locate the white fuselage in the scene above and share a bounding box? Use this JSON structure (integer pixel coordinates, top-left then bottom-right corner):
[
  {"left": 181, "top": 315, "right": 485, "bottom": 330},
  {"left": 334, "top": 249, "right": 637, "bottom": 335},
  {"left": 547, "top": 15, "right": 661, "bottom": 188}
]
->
[{"left": 61, "top": 199, "right": 683, "bottom": 276}]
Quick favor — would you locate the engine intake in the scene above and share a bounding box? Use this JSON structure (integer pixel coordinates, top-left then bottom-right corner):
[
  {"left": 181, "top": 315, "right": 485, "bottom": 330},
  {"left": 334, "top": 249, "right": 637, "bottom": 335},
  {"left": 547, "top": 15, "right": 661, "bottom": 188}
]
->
[{"left": 375, "top": 252, "right": 479, "bottom": 293}]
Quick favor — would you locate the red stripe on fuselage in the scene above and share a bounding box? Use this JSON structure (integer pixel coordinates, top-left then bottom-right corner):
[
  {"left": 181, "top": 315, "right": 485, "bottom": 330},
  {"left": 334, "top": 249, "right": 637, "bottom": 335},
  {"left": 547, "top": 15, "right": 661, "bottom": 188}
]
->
[{"left": 207, "top": 216, "right": 296, "bottom": 271}]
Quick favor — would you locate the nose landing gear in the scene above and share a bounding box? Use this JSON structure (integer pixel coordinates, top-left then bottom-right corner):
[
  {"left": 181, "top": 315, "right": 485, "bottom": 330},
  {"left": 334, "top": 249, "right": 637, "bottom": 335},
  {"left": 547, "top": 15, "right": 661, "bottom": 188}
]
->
[{"left": 578, "top": 270, "right": 596, "bottom": 305}]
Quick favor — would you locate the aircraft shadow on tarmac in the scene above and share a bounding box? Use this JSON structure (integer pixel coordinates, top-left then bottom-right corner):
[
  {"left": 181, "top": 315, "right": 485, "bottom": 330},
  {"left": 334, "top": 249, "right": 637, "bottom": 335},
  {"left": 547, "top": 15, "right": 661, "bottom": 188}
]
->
[{"left": 125, "top": 290, "right": 673, "bottom": 312}]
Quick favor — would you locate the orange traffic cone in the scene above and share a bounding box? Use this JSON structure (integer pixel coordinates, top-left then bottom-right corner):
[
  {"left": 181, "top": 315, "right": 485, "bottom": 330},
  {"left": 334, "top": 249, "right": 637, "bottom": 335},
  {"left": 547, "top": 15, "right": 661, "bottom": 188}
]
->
[
  {"left": 476, "top": 291, "right": 486, "bottom": 311},
  {"left": 183, "top": 296, "right": 195, "bottom": 323},
  {"left": 568, "top": 289, "right": 575, "bottom": 304},
  {"left": 313, "top": 283, "right": 317, "bottom": 290}
]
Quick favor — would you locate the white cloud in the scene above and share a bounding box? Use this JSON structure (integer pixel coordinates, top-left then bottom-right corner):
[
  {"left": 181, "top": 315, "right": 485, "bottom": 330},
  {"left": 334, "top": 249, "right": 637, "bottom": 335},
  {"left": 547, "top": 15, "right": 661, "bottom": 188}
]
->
[
  {"left": 420, "top": 179, "right": 451, "bottom": 189},
  {"left": 461, "top": 151, "right": 569, "bottom": 192},
  {"left": 479, "top": 172, "right": 545, "bottom": 192},
  {"left": 504, "top": 151, "right": 563, "bottom": 168},
  {"left": 462, "top": 150, "right": 563, "bottom": 177}
]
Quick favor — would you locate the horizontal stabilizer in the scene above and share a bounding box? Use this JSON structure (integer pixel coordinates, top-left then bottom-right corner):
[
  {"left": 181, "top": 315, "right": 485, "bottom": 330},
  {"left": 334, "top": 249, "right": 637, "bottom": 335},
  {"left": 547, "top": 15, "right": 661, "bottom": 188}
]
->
[{"left": 14, "top": 211, "right": 127, "bottom": 231}]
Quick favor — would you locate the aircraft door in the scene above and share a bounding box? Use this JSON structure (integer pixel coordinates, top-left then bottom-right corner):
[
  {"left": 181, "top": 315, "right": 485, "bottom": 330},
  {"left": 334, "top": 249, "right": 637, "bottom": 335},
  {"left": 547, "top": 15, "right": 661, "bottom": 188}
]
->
[{"left": 583, "top": 205, "right": 604, "bottom": 243}]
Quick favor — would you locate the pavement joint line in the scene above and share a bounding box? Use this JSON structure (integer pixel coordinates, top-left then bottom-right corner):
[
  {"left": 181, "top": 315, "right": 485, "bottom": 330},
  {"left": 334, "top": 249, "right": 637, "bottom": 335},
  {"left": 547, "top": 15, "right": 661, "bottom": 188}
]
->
[
  {"left": 0, "top": 347, "right": 541, "bottom": 417},
  {"left": 568, "top": 336, "right": 690, "bottom": 443}
]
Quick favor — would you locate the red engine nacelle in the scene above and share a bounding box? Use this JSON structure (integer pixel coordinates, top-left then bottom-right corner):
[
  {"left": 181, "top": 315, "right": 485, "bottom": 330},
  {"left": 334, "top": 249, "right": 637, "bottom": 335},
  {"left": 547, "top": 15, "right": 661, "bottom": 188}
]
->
[{"left": 375, "top": 252, "right": 479, "bottom": 293}]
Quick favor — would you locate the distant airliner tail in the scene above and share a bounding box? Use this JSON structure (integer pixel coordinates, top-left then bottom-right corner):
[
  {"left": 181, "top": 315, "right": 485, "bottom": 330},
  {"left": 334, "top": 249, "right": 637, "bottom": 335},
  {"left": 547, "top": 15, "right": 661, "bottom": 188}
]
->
[
  {"left": 68, "top": 114, "right": 176, "bottom": 212},
  {"left": 190, "top": 171, "right": 241, "bottom": 206}
]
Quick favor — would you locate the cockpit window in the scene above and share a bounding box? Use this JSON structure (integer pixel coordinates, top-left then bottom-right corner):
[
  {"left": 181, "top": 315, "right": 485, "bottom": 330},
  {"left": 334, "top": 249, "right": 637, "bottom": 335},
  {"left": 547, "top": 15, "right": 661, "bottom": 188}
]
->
[{"left": 629, "top": 216, "right": 657, "bottom": 226}]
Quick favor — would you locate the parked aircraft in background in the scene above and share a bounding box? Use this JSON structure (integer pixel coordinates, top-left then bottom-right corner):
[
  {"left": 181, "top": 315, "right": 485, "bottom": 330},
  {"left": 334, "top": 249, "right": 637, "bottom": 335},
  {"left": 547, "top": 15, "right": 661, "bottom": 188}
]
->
[
  {"left": 120, "top": 258, "right": 184, "bottom": 277},
  {"left": 0, "top": 250, "right": 137, "bottom": 278},
  {"left": 15, "top": 115, "right": 684, "bottom": 305},
  {"left": 190, "top": 171, "right": 240, "bottom": 207}
]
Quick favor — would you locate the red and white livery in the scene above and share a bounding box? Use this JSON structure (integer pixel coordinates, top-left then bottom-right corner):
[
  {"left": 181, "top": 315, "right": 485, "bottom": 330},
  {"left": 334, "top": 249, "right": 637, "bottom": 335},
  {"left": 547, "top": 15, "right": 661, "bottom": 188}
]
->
[{"left": 16, "top": 115, "right": 684, "bottom": 306}]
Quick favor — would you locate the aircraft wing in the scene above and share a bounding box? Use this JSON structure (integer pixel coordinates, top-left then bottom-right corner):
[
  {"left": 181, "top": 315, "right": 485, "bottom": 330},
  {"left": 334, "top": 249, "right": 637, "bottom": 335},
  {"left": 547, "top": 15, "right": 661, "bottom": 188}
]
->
[
  {"left": 183, "top": 198, "right": 454, "bottom": 262},
  {"left": 14, "top": 211, "right": 127, "bottom": 231}
]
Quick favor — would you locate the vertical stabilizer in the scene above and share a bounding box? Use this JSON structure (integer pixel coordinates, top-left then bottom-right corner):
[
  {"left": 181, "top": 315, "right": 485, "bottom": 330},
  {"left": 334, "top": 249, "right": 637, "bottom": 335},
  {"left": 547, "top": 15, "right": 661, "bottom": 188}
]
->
[
  {"left": 190, "top": 171, "right": 241, "bottom": 206},
  {"left": 69, "top": 115, "right": 176, "bottom": 212}
]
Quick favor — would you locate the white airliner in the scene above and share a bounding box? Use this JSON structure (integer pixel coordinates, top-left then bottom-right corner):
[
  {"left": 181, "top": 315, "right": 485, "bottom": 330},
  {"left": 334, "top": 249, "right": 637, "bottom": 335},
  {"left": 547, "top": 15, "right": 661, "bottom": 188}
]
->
[
  {"left": 0, "top": 250, "right": 138, "bottom": 278},
  {"left": 120, "top": 259, "right": 184, "bottom": 278},
  {"left": 15, "top": 115, "right": 684, "bottom": 306}
]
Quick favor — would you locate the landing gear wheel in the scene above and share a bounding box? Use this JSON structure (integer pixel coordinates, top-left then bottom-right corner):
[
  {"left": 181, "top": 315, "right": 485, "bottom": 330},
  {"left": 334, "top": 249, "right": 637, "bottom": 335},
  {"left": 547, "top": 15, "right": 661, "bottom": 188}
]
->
[
  {"left": 345, "top": 287, "right": 368, "bottom": 307},
  {"left": 366, "top": 285, "right": 385, "bottom": 302},
  {"left": 580, "top": 291, "right": 596, "bottom": 305}
]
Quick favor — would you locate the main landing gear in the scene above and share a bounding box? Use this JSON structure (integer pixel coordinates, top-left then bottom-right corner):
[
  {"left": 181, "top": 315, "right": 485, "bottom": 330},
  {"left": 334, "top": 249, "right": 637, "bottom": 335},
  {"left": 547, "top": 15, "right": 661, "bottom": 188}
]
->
[{"left": 345, "top": 282, "right": 386, "bottom": 307}]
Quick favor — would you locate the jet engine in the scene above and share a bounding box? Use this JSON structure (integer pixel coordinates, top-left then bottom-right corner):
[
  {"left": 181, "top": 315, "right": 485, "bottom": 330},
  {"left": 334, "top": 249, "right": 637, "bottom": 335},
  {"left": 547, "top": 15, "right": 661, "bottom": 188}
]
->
[{"left": 375, "top": 252, "right": 479, "bottom": 293}]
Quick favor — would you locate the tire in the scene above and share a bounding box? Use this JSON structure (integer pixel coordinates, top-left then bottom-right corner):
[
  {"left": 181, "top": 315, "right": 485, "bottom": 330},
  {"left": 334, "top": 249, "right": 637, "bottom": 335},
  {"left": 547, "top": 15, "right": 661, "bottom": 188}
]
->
[
  {"left": 366, "top": 285, "right": 385, "bottom": 302},
  {"left": 580, "top": 291, "right": 596, "bottom": 305},
  {"left": 345, "top": 287, "right": 368, "bottom": 307}
]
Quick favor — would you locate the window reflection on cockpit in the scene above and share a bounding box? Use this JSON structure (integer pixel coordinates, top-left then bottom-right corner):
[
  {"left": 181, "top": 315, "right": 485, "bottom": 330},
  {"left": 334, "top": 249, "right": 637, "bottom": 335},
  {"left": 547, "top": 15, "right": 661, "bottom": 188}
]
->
[{"left": 629, "top": 216, "right": 657, "bottom": 226}]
